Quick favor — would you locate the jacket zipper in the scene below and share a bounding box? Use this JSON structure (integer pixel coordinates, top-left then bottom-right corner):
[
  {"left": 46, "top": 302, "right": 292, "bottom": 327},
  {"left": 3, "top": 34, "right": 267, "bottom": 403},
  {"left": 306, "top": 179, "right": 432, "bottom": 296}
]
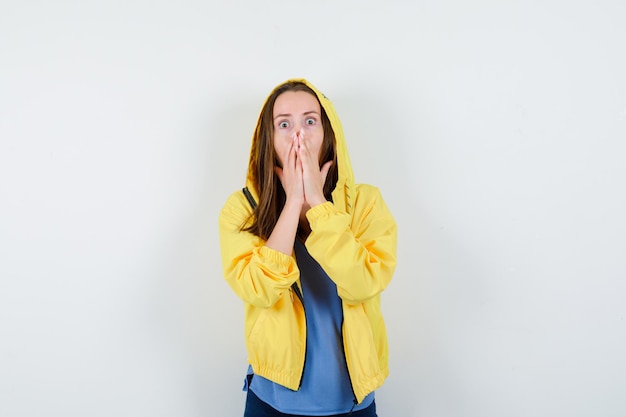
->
[
  {"left": 290, "top": 281, "right": 307, "bottom": 389},
  {"left": 291, "top": 281, "right": 304, "bottom": 304},
  {"left": 342, "top": 320, "right": 360, "bottom": 410},
  {"left": 342, "top": 334, "right": 359, "bottom": 406}
]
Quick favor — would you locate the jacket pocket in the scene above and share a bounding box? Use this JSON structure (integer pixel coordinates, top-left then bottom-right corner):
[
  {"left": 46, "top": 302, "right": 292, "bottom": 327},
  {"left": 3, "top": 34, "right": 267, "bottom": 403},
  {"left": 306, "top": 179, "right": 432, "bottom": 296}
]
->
[{"left": 342, "top": 303, "right": 380, "bottom": 376}]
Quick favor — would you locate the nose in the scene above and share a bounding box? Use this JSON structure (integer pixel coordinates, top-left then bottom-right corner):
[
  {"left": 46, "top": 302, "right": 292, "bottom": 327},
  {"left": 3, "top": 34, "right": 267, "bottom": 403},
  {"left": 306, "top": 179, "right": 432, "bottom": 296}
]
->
[{"left": 292, "top": 125, "right": 305, "bottom": 138}]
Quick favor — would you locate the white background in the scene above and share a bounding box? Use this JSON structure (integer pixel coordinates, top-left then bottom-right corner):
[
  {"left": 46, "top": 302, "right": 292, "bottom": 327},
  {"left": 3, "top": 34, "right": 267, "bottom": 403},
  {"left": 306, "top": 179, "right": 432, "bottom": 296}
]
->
[{"left": 1, "top": 1, "right": 625, "bottom": 416}]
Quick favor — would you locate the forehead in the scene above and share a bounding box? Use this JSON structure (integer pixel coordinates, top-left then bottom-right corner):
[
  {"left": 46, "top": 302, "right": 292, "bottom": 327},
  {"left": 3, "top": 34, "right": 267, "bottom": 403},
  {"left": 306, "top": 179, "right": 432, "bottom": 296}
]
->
[{"left": 273, "top": 91, "right": 320, "bottom": 115}]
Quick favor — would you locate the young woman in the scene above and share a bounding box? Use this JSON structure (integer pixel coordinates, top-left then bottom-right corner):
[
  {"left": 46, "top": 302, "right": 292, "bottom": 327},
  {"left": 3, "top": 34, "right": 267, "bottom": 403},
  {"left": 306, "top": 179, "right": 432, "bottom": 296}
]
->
[{"left": 219, "top": 79, "right": 397, "bottom": 417}]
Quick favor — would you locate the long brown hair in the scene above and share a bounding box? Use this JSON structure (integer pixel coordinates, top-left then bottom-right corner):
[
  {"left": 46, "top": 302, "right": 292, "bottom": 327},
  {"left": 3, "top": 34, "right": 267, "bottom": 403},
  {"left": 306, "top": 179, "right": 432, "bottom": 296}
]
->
[{"left": 244, "top": 81, "right": 339, "bottom": 240}]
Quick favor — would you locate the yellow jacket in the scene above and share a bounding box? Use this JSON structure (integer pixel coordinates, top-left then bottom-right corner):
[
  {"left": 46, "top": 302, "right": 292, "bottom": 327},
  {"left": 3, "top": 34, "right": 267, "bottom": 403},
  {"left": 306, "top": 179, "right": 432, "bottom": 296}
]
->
[{"left": 218, "top": 79, "right": 397, "bottom": 404}]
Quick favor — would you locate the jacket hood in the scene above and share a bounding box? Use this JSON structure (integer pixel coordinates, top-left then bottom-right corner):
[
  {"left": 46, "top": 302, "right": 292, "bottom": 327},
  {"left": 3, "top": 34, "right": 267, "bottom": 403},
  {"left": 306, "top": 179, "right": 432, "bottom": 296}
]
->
[{"left": 245, "top": 78, "right": 355, "bottom": 214}]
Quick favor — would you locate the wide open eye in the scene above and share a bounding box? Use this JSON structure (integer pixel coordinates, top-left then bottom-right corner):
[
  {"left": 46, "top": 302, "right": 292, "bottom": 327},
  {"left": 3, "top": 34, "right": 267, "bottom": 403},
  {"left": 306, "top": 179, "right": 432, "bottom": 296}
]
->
[
  {"left": 305, "top": 118, "right": 316, "bottom": 125},
  {"left": 279, "top": 120, "right": 289, "bottom": 129}
]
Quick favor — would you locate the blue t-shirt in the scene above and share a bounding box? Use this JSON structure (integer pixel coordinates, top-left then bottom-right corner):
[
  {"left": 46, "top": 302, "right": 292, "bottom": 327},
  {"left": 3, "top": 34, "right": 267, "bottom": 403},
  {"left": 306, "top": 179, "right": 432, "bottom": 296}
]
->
[{"left": 247, "top": 240, "right": 374, "bottom": 415}]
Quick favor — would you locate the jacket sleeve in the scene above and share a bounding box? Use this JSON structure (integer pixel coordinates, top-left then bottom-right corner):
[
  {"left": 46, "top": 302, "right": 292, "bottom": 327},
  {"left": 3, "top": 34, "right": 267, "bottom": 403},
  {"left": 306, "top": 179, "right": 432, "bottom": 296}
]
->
[
  {"left": 218, "top": 191, "right": 300, "bottom": 308},
  {"left": 304, "top": 185, "right": 397, "bottom": 304}
]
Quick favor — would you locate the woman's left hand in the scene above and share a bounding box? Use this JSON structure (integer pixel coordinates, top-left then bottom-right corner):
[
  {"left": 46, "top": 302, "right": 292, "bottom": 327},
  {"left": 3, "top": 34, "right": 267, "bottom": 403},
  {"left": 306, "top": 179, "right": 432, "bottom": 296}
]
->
[{"left": 297, "top": 133, "right": 332, "bottom": 208}]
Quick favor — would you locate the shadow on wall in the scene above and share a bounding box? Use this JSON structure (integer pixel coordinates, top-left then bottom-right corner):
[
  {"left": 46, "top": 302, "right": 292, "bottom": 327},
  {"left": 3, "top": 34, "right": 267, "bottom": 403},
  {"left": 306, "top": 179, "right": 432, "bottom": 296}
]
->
[
  {"left": 335, "top": 89, "right": 427, "bottom": 416},
  {"left": 197, "top": 94, "right": 265, "bottom": 415},
  {"left": 338, "top": 85, "right": 494, "bottom": 414},
  {"left": 129, "top": 94, "right": 264, "bottom": 416}
]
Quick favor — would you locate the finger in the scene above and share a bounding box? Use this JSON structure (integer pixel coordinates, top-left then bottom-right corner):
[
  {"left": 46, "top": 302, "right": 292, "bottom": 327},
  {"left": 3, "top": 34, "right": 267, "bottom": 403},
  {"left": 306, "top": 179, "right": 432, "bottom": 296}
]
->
[
  {"left": 298, "top": 133, "right": 307, "bottom": 152},
  {"left": 320, "top": 161, "right": 333, "bottom": 182},
  {"left": 298, "top": 135, "right": 315, "bottom": 163},
  {"left": 295, "top": 134, "right": 302, "bottom": 157},
  {"left": 286, "top": 139, "right": 297, "bottom": 170},
  {"left": 298, "top": 140, "right": 312, "bottom": 174},
  {"left": 295, "top": 147, "right": 304, "bottom": 173}
]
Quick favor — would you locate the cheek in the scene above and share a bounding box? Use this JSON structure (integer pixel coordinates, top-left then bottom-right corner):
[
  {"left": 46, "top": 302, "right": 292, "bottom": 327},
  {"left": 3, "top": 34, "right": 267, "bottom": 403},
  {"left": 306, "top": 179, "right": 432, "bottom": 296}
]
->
[
  {"left": 273, "top": 134, "right": 290, "bottom": 164},
  {"left": 311, "top": 133, "right": 325, "bottom": 159}
]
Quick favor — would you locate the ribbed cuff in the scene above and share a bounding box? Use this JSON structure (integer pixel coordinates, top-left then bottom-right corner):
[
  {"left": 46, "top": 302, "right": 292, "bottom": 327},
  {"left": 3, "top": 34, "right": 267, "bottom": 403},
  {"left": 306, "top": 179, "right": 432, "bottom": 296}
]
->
[
  {"left": 258, "top": 245, "right": 294, "bottom": 267},
  {"left": 305, "top": 201, "right": 335, "bottom": 222}
]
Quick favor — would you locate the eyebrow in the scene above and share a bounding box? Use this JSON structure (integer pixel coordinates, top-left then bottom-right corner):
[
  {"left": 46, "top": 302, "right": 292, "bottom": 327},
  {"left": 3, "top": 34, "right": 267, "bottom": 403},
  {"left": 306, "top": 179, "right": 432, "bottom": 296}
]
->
[{"left": 273, "top": 111, "right": 320, "bottom": 120}]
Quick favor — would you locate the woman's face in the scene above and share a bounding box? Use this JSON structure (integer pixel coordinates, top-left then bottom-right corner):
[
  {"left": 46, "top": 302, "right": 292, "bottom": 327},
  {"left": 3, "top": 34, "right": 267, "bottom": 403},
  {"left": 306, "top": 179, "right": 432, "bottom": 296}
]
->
[{"left": 272, "top": 91, "right": 324, "bottom": 167}]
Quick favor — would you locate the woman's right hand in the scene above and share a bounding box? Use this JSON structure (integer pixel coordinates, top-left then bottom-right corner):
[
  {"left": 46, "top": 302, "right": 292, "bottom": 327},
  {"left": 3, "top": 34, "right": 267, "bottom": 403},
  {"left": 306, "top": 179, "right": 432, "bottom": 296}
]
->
[
  {"left": 268, "top": 134, "right": 305, "bottom": 255},
  {"left": 274, "top": 133, "right": 305, "bottom": 208}
]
